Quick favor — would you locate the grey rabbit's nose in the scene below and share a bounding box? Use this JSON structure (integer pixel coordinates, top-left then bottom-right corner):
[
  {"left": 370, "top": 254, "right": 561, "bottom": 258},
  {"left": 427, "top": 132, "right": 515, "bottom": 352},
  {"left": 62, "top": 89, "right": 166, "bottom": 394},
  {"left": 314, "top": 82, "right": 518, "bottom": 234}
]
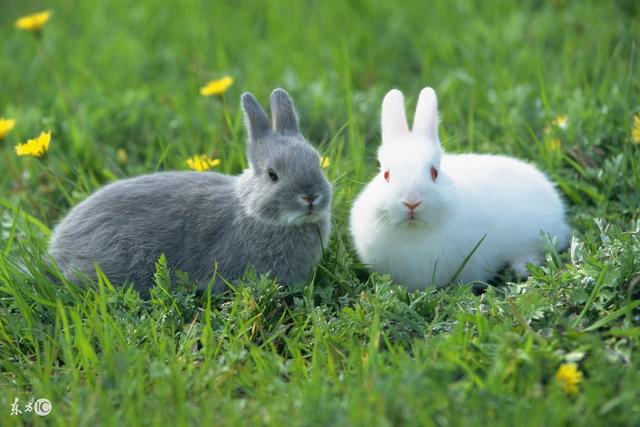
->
[{"left": 302, "top": 194, "right": 318, "bottom": 206}]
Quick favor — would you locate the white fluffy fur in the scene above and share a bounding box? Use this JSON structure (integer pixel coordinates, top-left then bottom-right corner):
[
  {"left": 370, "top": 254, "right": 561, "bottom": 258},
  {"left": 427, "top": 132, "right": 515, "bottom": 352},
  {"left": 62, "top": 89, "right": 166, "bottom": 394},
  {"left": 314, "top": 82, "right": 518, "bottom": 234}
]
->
[{"left": 350, "top": 88, "right": 571, "bottom": 290}]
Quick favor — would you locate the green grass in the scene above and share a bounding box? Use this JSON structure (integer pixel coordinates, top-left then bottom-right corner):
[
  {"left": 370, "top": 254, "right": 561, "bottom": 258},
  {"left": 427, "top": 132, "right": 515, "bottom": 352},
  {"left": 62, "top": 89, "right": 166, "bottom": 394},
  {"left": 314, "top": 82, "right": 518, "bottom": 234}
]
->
[{"left": 1, "top": 0, "right": 640, "bottom": 425}]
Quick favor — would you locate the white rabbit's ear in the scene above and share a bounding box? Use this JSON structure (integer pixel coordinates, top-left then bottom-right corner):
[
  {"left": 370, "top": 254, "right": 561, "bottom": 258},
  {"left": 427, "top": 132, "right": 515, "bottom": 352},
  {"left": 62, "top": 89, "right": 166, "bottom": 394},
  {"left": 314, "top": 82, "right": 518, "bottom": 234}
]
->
[
  {"left": 381, "top": 89, "right": 409, "bottom": 142},
  {"left": 412, "top": 87, "right": 439, "bottom": 142}
]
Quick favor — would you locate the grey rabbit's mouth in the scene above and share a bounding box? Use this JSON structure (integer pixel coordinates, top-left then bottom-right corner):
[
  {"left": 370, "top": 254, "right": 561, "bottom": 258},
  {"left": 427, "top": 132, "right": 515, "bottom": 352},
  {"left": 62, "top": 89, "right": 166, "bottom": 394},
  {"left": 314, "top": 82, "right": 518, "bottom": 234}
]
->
[{"left": 287, "top": 211, "right": 324, "bottom": 225}]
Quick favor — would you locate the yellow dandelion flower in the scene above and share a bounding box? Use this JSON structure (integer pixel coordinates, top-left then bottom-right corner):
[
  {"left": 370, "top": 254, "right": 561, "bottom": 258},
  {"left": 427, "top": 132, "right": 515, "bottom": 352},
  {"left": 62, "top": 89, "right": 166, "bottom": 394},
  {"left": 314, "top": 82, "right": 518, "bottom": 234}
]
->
[
  {"left": 361, "top": 352, "right": 369, "bottom": 368},
  {"left": 632, "top": 114, "right": 640, "bottom": 145},
  {"left": 186, "top": 155, "right": 221, "bottom": 172},
  {"left": 15, "top": 10, "right": 52, "bottom": 32},
  {"left": 551, "top": 115, "right": 569, "bottom": 130},
  {"left": 15, "top": 130, "right": 51, "bottom": 157},
  {"left": 555, "top": 363, "right": 583, "bottom": 395},
  {"left": 545, "top": 138, "right": 561, "bottom": 151},
  {"left": 117, "top": 148, "right": 128, "bottom": 163},
  {"left": 321, "top": 156, "right": 330, "bottom": 168},
  {"left": 0, "top": 118, "right": 16, "bottom": 140},
  {"left": 199, "top": 76, "right": 234, "bottom": 96}
]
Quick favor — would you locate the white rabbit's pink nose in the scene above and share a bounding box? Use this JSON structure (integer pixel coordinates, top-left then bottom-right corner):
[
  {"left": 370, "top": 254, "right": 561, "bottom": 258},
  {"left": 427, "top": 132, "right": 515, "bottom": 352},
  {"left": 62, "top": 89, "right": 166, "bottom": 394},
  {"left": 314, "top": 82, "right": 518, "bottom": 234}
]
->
[{"left": 402, "top": 201, "right": 422, "bottom": 212}]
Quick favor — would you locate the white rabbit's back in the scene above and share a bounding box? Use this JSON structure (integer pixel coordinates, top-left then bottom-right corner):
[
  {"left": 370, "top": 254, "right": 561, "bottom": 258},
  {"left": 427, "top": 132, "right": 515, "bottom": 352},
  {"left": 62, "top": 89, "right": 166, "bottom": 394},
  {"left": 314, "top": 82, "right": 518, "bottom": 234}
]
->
[{"left": 444, "top": 153, "right": 570, "bottom": 250}]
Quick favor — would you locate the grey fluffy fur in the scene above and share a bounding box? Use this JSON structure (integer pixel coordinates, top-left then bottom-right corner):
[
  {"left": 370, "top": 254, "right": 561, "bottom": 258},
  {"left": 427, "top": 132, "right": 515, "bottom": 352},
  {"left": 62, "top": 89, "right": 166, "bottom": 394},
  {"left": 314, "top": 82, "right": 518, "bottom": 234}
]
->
[{"left": 48, "top": 89, "right": 332, "bottom": 294}]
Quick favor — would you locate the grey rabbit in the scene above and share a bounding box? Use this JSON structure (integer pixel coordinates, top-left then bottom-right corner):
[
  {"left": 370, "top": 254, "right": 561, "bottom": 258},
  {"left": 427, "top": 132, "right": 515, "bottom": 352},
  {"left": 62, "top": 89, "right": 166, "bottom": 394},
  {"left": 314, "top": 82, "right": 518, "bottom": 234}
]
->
[{"left": 48, "top": 88, "right": 332, "bottom": 294}]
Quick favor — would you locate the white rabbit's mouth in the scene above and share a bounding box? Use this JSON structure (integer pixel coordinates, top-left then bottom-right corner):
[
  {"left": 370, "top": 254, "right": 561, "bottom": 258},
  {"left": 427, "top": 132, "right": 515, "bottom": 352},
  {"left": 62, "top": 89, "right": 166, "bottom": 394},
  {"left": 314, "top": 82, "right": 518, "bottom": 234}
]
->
[
  {"left": 401, "top": 217, "right": 427, "bottom": 226},
  {"left": 379, "top": 208, "right": 429, "bottom": 228}
]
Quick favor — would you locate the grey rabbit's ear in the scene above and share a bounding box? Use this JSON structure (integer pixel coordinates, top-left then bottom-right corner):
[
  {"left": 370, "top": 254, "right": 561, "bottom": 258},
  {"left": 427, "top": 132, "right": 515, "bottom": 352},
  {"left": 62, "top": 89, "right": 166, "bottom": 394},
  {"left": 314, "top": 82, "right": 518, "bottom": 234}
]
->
[
  {"left": 241, "top": 92, "right": 271, "bottom": 140},
  {"left": 270, "top": 88, "right": 299, "bottom": 134}
]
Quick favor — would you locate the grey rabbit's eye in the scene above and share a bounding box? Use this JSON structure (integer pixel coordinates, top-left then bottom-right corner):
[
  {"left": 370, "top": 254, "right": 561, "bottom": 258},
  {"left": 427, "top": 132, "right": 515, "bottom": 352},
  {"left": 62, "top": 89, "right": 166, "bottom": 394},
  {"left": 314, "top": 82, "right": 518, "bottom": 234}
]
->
[{"left": 268, "top": 168, "right": 279, "bottom": 182}]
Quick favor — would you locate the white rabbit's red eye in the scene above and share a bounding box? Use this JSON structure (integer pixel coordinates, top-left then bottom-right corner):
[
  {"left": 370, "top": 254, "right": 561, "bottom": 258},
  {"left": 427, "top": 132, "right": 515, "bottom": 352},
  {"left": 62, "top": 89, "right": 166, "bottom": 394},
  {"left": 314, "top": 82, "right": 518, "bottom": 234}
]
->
[
  {"left": 431, "top": 166, "right": 438, "bottom": 182},
  {"left": 383, "top": 169, "right": 390, "bottom": 182}
]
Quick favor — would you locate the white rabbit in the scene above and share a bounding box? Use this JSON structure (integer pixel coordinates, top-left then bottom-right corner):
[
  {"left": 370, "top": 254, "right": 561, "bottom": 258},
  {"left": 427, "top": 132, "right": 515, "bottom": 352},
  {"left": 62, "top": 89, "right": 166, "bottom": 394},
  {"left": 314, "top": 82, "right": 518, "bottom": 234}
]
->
[{"left": 350, "top": 88, "right": 571, "bottom": 290}]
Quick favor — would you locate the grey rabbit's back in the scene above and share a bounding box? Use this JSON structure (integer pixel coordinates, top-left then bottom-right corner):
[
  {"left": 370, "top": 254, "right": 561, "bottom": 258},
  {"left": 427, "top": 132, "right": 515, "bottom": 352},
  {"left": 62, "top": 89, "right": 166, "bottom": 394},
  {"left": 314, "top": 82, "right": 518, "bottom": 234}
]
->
[
  {"left": 49, "top": 172, "right": 237, "bottom": 292},
  {"left": 49, "top": 88, "right": 332, "bottom": 294}
]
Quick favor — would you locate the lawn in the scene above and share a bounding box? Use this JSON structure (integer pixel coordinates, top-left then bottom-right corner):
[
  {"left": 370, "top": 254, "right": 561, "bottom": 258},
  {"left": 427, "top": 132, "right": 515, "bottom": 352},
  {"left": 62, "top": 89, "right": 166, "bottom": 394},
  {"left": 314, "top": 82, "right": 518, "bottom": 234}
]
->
[{"left": 1, "top": 0, "right": 639, "bottom": 425}]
